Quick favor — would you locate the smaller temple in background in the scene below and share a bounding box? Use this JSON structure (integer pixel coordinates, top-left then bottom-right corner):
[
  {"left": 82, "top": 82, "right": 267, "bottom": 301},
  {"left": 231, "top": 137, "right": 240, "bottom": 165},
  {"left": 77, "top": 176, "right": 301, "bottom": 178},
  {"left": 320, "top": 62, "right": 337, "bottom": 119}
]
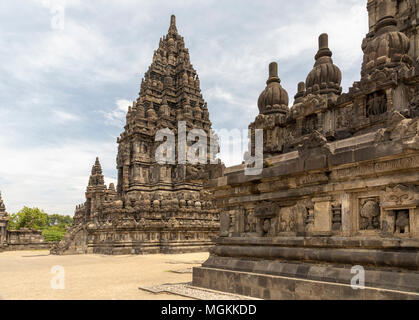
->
[
  {"left": 0, "top": 192, "right": 49, "bottom": 251},
  {"left": 0, "top": 192, "right": 10, "bottom": 249}
]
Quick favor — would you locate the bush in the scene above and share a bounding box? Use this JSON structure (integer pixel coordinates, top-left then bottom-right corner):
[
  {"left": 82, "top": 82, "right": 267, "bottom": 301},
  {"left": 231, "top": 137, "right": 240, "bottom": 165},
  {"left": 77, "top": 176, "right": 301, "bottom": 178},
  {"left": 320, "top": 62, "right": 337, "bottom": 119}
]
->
[{"left": 42, "top": 226, "right": 67, "bottom": 242}]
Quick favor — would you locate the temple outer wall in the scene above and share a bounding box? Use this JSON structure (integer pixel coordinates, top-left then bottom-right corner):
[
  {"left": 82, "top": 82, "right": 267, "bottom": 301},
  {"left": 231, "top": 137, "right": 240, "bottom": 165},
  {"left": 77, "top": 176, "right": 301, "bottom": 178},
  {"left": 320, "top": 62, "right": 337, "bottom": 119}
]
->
[{"left": 0, "top": 229, "right": 54, "bottom": 252}]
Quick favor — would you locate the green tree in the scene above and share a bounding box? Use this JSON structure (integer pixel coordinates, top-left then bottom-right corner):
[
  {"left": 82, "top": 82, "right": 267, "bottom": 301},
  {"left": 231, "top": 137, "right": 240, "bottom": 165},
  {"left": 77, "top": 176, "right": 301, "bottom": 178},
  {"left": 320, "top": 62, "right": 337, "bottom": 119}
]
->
[
  {"left": 7, "top": 207, "right": 73, "bottom": 242},
  {"left": 47, "top": 214, "right": 73, "bottom": 227},
  {"left": 8, "top": 207, "right": 48, "bottom": 230}
]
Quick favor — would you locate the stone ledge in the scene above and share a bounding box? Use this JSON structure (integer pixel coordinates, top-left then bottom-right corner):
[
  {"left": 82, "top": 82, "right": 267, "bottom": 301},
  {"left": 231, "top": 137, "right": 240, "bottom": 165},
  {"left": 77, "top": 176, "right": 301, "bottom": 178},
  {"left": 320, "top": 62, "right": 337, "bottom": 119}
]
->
[
  {"left": 200, "top": 256, "right": 419, "bottom": 293},
  {"left": 208, "top": 245, "right": 419, "bottom": 269},
  {"left": 214, "top": 236, "right": 419, "bottom": 250},
  {"left": 192, "top": 267, "right": 419, "bottom": 300}
]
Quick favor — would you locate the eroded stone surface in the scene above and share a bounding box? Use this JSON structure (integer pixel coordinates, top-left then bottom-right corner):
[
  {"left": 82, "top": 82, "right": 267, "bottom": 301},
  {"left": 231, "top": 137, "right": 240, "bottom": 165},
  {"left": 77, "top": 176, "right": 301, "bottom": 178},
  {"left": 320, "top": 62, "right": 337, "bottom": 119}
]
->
[
  {"left": 52, "top": 16, "right": 223, "bottom": 256},
  {"left": 193, "top": 0, "right": 419, "bottom": 300}
]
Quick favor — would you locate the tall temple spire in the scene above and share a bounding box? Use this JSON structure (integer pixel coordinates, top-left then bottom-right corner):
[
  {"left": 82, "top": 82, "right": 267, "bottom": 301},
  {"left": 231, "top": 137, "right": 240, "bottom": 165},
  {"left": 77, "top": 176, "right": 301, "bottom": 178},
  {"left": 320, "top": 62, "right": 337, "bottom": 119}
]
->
[
  {"left": 92, "top": 157, "right": 103, "bottom": 175},
  {"left": 168, "top": 14, "right": 178, "bottom": 35},
  {"left": 89, "top": 157, "right": 105, "bottom": 187},
  {"left": 52, "top": 15, "right": 221, "bottom": 255},
  {"left": 117, "top": 14, "right": 216, "bottom": 197}
]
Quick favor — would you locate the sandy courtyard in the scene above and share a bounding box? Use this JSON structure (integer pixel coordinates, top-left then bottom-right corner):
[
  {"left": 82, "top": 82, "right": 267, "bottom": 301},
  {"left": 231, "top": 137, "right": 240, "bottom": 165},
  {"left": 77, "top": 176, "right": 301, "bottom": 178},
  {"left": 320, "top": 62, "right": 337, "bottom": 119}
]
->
[{"left": 0, "top": 250, "right": 209, "bottom": 300}]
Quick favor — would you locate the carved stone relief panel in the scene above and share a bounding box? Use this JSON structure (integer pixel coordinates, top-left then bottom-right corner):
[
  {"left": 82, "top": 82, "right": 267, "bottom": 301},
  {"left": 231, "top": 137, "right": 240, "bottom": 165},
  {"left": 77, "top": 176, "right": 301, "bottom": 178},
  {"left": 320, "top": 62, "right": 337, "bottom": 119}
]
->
[
  {"left": 278, "top": 203, "right": 307, "bottom": 235},
  {"left": 302, "top": 114, "right": 318, "bottom": 135},
  {"left": 255, "top": 202, "right": 277, "bottom": 237},
  {"left": 383, "top": 184, "right": 418, "bottom": 207},
  {"left": 359, "top": 197, "right": 381, "bottom": 230},
  {"left": 243, "top": 208, "right": 257, "bottom": 235},
  {"left": 335, "top": 105, "right": 353, "bottom": 130},
  {"left": 366, "top": 90, "right": 387, "bottom": 117}
]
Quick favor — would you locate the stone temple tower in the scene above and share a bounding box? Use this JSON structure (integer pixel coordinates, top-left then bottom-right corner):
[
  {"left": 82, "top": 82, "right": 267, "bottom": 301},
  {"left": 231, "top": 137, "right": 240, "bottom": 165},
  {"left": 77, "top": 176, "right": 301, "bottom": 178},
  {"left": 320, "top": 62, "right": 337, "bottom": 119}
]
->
[
  {"left": 116, "top": 14, "right": 220, "bottom": 201},
  {"left": 53, "top": 16, "right": 223, "bottom": 255}
]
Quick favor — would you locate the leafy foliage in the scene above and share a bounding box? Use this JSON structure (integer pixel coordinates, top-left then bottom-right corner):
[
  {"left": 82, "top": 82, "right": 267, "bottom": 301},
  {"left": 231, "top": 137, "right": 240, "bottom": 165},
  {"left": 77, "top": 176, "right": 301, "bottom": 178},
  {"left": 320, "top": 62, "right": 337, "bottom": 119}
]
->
[
  {"left": 7, "top": 207, "right": 73, "bottom": 242},
  {"left": 7, "top": 207, "right": 48, "bottom": 230},
  {"left": 42, "top": 226, "right": 67, "bottom": 242}
]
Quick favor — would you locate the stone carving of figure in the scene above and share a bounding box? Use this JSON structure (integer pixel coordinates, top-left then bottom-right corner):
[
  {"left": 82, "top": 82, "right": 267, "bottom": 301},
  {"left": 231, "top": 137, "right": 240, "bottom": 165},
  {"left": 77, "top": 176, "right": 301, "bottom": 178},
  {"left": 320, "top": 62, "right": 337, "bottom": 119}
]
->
[
  {"left": 263, "top": 219, "right": 271, "bottom": 235},
  {"left": 395, "top": 211, "right": 410, "bottom": 234},
  {"left": 366, "top": 91, "right": 387, "bottom": 117}
]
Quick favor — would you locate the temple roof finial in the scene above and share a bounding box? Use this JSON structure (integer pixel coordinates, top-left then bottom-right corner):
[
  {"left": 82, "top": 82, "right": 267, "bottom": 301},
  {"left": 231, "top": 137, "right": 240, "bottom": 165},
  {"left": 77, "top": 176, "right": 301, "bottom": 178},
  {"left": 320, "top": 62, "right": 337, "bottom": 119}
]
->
[
  {"left": 315, "top": 33, "right": 332, "bottom": 61},
  {"left": 267, "top": 62, "right": 280, "bottom": 84},
  {"left": 257, "top": 61, "right": 289, "bottom": 115},
  {"left": 305, "top": 33, "right": 342, "bottom": 96},
  {"left": 169, "top": 15, "right": 178, "bottom": 34},
  {"left": 92, "top": 157, "right": 103, "bottom": 175}
]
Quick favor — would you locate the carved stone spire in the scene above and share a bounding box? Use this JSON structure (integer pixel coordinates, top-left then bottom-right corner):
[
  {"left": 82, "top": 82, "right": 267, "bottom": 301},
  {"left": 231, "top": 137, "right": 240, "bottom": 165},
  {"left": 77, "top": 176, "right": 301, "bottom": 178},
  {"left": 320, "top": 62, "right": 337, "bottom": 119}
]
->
[
  {"left": 117, "top": 14, "right": 216, "bottom": 198},
  {"left": 294, "top": 82, "right": 305, "bottom": 104},
  {"left": 257, "top": 62, "right": 289, "bottom": 115},
  {"left": 89, "top": 157, "right": 105, "bottom": 187},
  {"left": 168, "top": 15, "right": 178, "bottom": 35},
  {"left": 305, "top": 33, "right": 342, "bottom": 97}
]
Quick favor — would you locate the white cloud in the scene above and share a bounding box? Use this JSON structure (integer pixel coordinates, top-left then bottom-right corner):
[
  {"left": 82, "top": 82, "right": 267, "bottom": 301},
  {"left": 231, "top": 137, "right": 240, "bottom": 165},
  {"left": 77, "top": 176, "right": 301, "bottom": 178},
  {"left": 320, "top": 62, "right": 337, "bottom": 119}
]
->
[
  {"left": 0, "top": 138, "right": 116, "bottom": 215},
  {"left": 104, "top": 99, "right": 132, "bottom": 126},
  {"left": 52, "top": 110, "right": 80, "bottom": 124}
]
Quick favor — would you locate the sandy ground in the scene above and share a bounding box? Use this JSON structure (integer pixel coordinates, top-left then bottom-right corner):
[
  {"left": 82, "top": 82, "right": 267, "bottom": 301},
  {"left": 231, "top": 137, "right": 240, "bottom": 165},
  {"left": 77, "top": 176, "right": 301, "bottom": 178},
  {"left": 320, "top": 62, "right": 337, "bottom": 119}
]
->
[{"left": 0, "top": 250, "right": 209, "bottom": 300}]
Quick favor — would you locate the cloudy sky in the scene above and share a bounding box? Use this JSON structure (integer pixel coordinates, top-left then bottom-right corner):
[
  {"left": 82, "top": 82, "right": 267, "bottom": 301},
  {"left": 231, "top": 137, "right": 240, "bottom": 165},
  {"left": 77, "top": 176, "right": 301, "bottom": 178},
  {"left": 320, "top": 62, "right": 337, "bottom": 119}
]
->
[{"left": 0, "top": 0, "right": 368, "bottom": 215}]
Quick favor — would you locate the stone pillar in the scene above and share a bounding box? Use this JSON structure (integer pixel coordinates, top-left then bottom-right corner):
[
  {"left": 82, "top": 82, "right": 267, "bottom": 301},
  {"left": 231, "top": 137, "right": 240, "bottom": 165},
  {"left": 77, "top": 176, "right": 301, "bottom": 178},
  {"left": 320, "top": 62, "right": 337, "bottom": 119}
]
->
[
  {"left": 341, "top": 193, "right": 351, "bottom": 236},
  {"left": 411, "top": 207, "right": 419, "bottom": 238},
  {"left": 123, "top": 165, "right": 130, "bottom": 191}
]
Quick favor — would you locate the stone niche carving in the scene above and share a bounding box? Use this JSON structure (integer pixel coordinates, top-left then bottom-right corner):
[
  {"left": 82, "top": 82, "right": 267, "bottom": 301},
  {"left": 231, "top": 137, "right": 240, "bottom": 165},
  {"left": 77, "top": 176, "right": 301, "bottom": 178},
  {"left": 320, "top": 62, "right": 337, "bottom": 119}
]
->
[
  {"left": 394, "top": 210, "right": 410, "bottom": 235},
  {"left": 255, "top": 202, "right": 277, "bottom": 237},
  {"left": 366, "top": 90, "right": 387, "bottom": 117},
  {"left": 381, "top": 184, "right": 418, "bottom": 237},
  {"left": 302, "top": 114, "right": 318, "bottom": 135},
  {"left": 359, "top": 197, "right": 381, "bottom": 230}
]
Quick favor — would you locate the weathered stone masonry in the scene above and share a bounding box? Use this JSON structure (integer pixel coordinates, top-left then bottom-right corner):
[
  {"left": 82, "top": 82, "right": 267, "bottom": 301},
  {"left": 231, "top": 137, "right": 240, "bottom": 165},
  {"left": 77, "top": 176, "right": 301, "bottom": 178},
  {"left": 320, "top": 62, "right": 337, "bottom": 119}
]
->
[
  {"left": 52, "top": 16, "right": 223, "bottom": 255},
  {"left": 193, "top": 0, "right": 419, "bottom": 300}
]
